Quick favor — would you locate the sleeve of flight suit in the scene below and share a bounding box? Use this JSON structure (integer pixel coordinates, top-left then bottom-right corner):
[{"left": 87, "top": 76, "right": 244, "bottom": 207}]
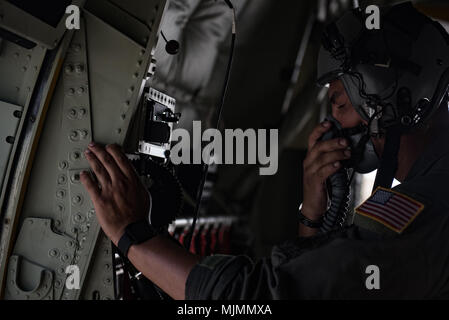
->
[
  {"left": 185, "top": 222, "right": 438, "bottom": 299},
  {"left": 185, "top": 254, "right": 280, "bottom": 300},
  {"left": 185, "top": 229, "right": 359, "bottom": 300}
]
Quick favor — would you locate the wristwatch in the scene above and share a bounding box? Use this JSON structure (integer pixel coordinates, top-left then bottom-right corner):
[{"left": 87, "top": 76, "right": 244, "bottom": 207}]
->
[
  {"left": 298, "top": 203, "right": 323, "bottom": 229},
  {"left": 117, "top": 219, "right": 158, "bottom": 258}
]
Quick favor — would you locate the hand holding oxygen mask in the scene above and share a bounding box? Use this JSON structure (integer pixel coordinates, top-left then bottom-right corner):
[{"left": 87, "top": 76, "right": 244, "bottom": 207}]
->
[{"left": 302, "top": 115, "right": 379, "bottom": 233}]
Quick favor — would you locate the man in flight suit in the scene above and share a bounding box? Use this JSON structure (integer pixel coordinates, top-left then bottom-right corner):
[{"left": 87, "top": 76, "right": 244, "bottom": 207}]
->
[{"left": 80, "top": 2, "right": 449, "bottom": 299}]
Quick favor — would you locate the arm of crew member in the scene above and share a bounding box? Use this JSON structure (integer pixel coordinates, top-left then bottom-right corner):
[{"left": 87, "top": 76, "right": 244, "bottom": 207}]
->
[
  {"left": 80, "top": 142, "right": 200, "bottom": 300},
  {"left": 127, "top": 236, "right": 200, "bottom": 299}
]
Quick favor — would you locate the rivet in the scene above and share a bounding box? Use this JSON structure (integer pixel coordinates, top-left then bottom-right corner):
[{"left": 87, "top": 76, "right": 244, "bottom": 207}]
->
[
  {"left": 28, "top": 220, "right": 34, "bottom": 225},
  {"left": 74, "top": 214, "right": 82, "bottom": 222},
  {"left": 87, "top": 209, "right": 95, "bottom": 219},
  {"left": 71, "top": 227, "right": 78, "bottom": 234},
  {"left": 81, "top": 224, "right": 89, "bottom": 233},
  {"left": 68, "top": 88, "right": 75, "bottom": 95},
  {"left": 77, "top": 87, "right": 85, "bottom": 94},
  {"left": 71, "top": 173, "right": 80, "bottom": 183},
  {"left": 69, "top": 108, "right": 77, "bottom": 118},
  {"left": 13, "top": 52, "right": 19, "bottom": 58},
  {"left": 55, "top": 219, "right": 62, "bottom": 226},
  {"left": 128, "top": 86, "right": 135, "bottom": 93},
  {"left": 75, "top": 64, "right": 84, "bottom": 73},
  {"left": 22, "top": 66, "right": 27, "bottom": 72},
  {"left": 71, "top": 151, "right": 81, "bottom": 160},
  {"left": 104, "top": 278, "right": 112, "bottom": 285},
  {"left": 133, "top": 72, "right": 139, "bottom": 78},
  {"left": 56, "top": 205, "right": 64, "bottom": 213},
  {"left": 26, "top": 55, "right": 31, "bottom": 61},
  {"left": 66, "top": 240, "right": 74, "bottom": 248},
  {"left": 55, "top": 280, "right": 62, "bottom": 288},
  {"left": 61, "top": 254, "right": 70, "bottom": 262},
  {"left": 56, "top": 190, "right": 66, "bottom": 199},
  {"left": 80, "top": 130, "right": 88, "bottom": 139},
  {"left": 79, "top": 108, "right": 86, "bottom": 116},
  {"left": 121, "top": 114, "right": 126, "bottom": 120},
  {"left": 49, "top": 249, "right": 59, "bottom": 258},
  {"left": 69, "top": 130, "right": 79, "bottom": 141},
  {"left": 65, "top": 65, "right": 74, "bottom": 74},
  {"left": 137, "top": 60, "right": 143, "bottom": 67},
  {"left": 4, "top": 218, "right": 10, "bottom": 225},
  {"left": 104, "top": 264, "right": 111, "bottom": 270},
  {"left": 59, "top": 161, "right": 68, "bottom": 170},
  {"left": 116, "top": 128, "right": 122, "bottom": 134},
  {"left": 72, "top": 195, "right": 82, "bottom": 205},
  {"left": 57, "top": 174, "right": 67, "bottom": 185},
  {"left": 140, "top": 49, "right": 146, "bottom": 56},
  {"left": 58, "top": 267, "right": 64, "bottom": 274}
]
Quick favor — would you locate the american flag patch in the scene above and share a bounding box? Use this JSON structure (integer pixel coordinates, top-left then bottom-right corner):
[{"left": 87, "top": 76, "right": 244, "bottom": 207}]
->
[{"left": 355, "top": 187, "right": 425, "bottom": 233}]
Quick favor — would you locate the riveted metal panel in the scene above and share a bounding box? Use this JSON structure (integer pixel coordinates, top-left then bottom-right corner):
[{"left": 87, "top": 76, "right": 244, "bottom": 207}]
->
[
  {"left": 0, "top": 34, "right": 71, "bottom": 297},
  {"left": 0, "top": 101, "right": 22, "bottom": 192},
  {"left": 1, "top": 0, "right": 167, "bottom": 299},
  {"left": 5, "top": 218, "right": 76, "bottom": 300}
]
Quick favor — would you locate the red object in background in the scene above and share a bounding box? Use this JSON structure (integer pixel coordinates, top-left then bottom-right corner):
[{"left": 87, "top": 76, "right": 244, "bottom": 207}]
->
[
  {"left": 200, "top": 224, "right": 212, "bottom": 256},
  {"left": 178, "top": 226, "right": 190, "bottom": 246},
  {"left": 189, "top": 227, "right": 200, "bottom": 254},
  {"left": 209, "top": 224, "right": 218, "bottom": 254},
  {"left": 218, "top": 224, "right": 231, "bottom": 254}
]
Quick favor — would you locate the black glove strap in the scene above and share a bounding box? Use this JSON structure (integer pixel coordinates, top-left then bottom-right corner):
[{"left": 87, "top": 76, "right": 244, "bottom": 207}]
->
[{"left": 118, "top": 219, "right": 158, "bottom": 258}]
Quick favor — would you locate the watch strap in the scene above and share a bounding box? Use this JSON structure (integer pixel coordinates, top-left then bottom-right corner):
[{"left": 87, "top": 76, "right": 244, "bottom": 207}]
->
[
  {"left": 118, "top": 219, "right": 158, "bottom": 258},
  {"left": 117, "top": 231, "right": 134, "bottom": 258},
  {"left": 298, "top": 209, "right": 323, "bottom": 229}
]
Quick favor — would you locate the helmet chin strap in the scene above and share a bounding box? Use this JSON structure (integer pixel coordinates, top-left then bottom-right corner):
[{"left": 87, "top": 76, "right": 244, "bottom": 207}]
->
[{"left": 373, "top": 126, "right": 402, "bottom": 191}]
